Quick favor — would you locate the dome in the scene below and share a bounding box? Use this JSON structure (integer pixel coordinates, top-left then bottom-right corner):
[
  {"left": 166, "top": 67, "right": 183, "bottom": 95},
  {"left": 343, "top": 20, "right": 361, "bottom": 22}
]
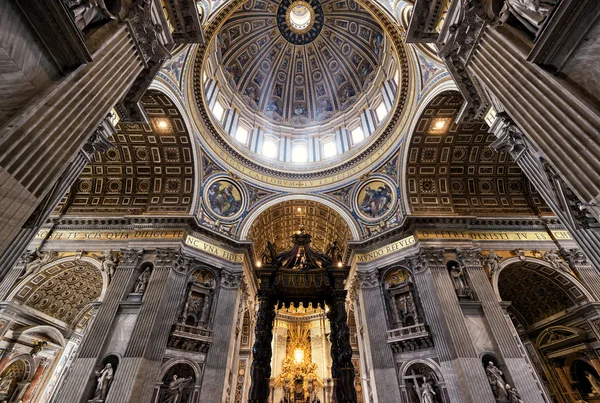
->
[
  {"left": 192, "top": 0, "right": 410, "bottom": 187},
  {"left": 212, "top": 0, "right": 386, "bottom": 128}
]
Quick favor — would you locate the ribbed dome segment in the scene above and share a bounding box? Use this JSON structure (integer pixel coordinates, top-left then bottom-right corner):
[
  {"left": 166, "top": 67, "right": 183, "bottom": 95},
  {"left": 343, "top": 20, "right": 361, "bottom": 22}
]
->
[{"left": 217, "top": 0, "right": 385, "bottom": 126}]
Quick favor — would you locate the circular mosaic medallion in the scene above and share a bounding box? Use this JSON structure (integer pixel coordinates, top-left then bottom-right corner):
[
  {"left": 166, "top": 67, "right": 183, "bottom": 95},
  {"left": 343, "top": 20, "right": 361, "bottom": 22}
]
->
[
  {"left": 353, "top": 177, "right": 397, "bottom": 222},
  {"left": 277, "top": 0, "right": 324, "bottom": 45},
  {"left": 203, "top": 177, "right": 246, "bottom": 221}
]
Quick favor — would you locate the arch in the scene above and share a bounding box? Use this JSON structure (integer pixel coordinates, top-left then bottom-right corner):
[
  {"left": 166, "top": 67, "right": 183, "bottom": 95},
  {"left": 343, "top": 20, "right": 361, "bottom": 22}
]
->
[
  {"left": 397, "top": 359, "right": 449, "bottom": 403},
  {"left": 534, "top": 325, "right": 587, "bottom": 350},
  {"left": 8, "top": 257, "right": 106, "bottom": 328},
  {"left": 494, "top": 257, "right": 593, "bottom": 327},
  {"left": 239, "top": 194, "right": 360, "bottom": 241},
  {"left": 156, "top": 360, "right": 200, "bottom": 403},
  {"left": 157, "top": 359, "right": 202, "bottom": 386},
  {"left": 15, "top": 325, "right": 67, "bottom": 348},
  {"left": 57, "top": 89, "right": 196, "bottom": 216},
  {"left": 402, "top": 90, "right": 550, "bottom": 217},
  {"left": 148, "top": 82, "right": 202, "bottom": 214},
  {"left": 492, "top": 256, "right": 594, "bottom": 303},
  {"left": 2, "top": 354, "right": 35, "bottom": 382}
]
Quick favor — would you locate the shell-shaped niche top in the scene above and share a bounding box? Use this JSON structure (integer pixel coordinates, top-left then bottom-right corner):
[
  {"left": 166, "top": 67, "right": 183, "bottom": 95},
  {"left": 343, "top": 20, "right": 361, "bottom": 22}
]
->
[{"left": 215, "top": 0, "right": 387, "bottom": 127}]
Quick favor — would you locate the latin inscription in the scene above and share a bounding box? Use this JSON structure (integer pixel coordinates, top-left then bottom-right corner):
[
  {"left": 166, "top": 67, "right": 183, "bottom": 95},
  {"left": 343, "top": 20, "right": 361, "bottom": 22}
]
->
[
  {"left": 356, "top": 236, "right": 416, "bottom": 263},
  {"left": 184, "top": 235, "right": 243, "bottom": 262}
]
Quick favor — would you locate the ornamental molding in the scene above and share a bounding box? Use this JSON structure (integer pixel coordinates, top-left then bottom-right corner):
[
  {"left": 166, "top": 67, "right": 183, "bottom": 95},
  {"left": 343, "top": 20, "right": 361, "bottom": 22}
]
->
[{"left": 356, "top": 270, "right": 380, "bottom": 289}]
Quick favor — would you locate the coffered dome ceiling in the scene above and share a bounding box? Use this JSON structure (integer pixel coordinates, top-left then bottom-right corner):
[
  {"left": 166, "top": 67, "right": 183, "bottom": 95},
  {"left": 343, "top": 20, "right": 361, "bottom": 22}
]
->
[{"left": 216, "top": 0, "right": 385, "bottom": 126}]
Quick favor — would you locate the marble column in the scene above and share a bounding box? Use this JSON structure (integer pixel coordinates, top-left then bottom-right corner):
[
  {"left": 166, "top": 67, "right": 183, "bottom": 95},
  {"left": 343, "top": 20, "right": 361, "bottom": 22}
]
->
[
  {"left": 0, "top": 120, "right": 115, "bottom": 282},
  {"left": 561, "top": 248, "right": 600, "bottom": 299},
  {"left": 200, "top": 269, "right": 243, "bottom": 403},
  {"left": 489, "top": 114, "right": 600, "bottom": 272},
  {"left": 354, "top": 269, "right": 400, "bottom": 403},
  {"left": 409, "top": 249, "right": 496, "bottom": 403},
  {"left": 105, "top": 249, "right": 189, "bottom": 403},
  {"left": 53, "top": 249, "right": 143, "bottom": 403},
  {"left": 0, "top": 24, "right": 144, "bottom": 257},
  {"left": 458, "top": 248, "right": 546, "bottom": 403},
  {"left": 470, "top": 26, "right": 600, "bottom": 216}
]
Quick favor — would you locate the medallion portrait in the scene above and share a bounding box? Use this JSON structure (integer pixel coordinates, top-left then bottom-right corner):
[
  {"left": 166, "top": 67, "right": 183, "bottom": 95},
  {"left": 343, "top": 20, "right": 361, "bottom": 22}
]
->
[
  {"left": 355, "top": 179, "right": 396, "bottom": 221},
  {"left": 204, "top": 178, "right": 245, "bottom": 220}
]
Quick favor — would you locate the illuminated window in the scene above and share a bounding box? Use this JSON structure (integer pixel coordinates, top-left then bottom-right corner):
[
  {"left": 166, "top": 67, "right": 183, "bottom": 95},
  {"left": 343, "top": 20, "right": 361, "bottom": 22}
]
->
[
  {"left": 212, "top": 101, "right": 224, "bottom": 122},
  {"left": 351, "top": 127, "right": 364, "bottom": 144},
  {"left": 262, "top": 140, "right": 278, "bottom": 159},
  {"left": 292, "top": 144, "right": 308, "bottom": 162},
  {"left": 235, "top": 126, "right": 248, "bottom": 144},
  {"left": 375, "top": 102, "right": 388, "bottom": 122},
  {"left": 394, "top": 69, "right": 399, "bottom": 85},
  {"left": 323, "top": 140, "right": 337, "bottom": 158}
]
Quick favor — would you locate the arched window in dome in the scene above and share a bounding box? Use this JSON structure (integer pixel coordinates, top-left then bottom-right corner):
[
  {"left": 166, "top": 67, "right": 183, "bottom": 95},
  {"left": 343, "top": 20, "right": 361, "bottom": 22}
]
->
[
  {"left": 291, "top": 141, "right": 308, "bottom": 163},
  {"left": 262, "top": 138, "right": 279, "bottom": 159},
  {"left": 212, "top": 100, "right": 224, "bottom": 122},
  {"left": 351, "top": 127, "right": 365, "bottom": 145},
  {"left": 235, "top": 125, "right": 249, "bottom": 144},
  {"left": 322, "top": 138, "right": 337, "bottom": 159},
  {"left": 375, "top": 102, "right": 388, "bottom": 123}
]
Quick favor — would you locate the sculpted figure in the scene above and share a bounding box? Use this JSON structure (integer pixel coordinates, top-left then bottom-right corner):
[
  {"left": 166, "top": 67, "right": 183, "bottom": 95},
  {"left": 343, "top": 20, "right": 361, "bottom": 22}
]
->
[
  {"left": 262, "top": 240, "right": 277, "bottom": 264},
  {"left": 68, "top": 0, "right": 116, "bottom": 31},
  {"left": 586, "top": 371, "right": 600, "bottom": 395},
  {"left": 30, "top": 340, "right": 48, "bottom": 357},
  {"left": 506, "top": 384, "right": 523, "bottom": 403},
  {"left": 133, "top": 268, "right": 151, "bottom": 293},
  {"left": 95, "top": 250, "right": 117, "bottom": 279},
  {"left": 486, "top": 362, "right": 508, "bottom": 400},
  {"left": 450, "top": 264, "right": 472, "bottom": 298},
  {"left": 326, "top": 241, "right": 343, "bottom": 263},
  {"left": 543, "top": 250, "right": 570, "bottom": 272},
  {"left": 421, "top": 380, "right": 437, "bottom": 403},
  {"left": 91, "top": 363, "right": 113, "bottom": 402},
  {"left": 306, "top": 379, "right": 320, "bottom": 403},
  {"left": 484, "top": 250, "right": 501, "bottom": 278},
  {"left": 280, "top": 380, "right": 292, "bottom": 403},
  {"left": 163, "top": 375, "right": 192, "bottom": 403},
  {"left": 500, "top": 0, "right": 556, "bottom": 33},
  {"left": 20, "top": 249, "right": 57, "bottom": 279}
]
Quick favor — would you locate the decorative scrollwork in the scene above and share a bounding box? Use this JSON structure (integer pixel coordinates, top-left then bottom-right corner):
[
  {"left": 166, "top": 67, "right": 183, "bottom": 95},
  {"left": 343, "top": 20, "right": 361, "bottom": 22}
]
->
[{"left": 356, "top": 270, "right": 379, "bottom": 289}]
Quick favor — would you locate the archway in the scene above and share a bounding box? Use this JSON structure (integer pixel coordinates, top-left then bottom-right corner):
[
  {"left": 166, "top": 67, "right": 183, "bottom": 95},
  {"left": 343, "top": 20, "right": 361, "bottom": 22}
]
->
[
  {"left": 497, "top": 258, "right": 595, "bottom": 403},
  {"left": 403, "top": 90, "right": 550, "bottom": 217},
  {"left": 157, "top": 362, "right": 198, "bottom": 403}
]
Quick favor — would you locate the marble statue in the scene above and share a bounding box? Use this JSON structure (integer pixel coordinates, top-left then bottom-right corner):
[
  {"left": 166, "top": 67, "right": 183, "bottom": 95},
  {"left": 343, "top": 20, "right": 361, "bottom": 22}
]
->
[
  {"left": 68, "top": 0, "right": 116, "bottom": 31},
  {"left": 20, "top": 249, "right": 57, "bottom": 280},
  {"left": 543, "top": 250, "right": 570, "bottom": 272},
  {"left": 306, "top": 378, "right": 320, "bottom": 403},
  {"left": 90, "top": 363, "right": 113, "bottom": 402},
  {"left": 326, "top": 241, "right": 343, "bottom": 263},
  {"left": 0, "top": 377, "right": 11, "bottom": 396},
  {"left": 506, "top": 384, "right": 523, "bottom": 403},
  {"left": 500, "top": 0, "right": 556, "bottom": 33},
  {"left": 95, "top": 250, "right": 117, "bottom": 279},
  {"left": 421, "top": 380, "right": 437, "bottom": 403},
  {"left": 486, "top": 362, "right": 508, "bottom": 400},
  {"left": 586, "top": 371, "right": 600, "bottom": 395},
  {"left": 262, "top": 240, "right": 277, "bottom": 264},
  {"left": 133, "top": 267, "right": 151, "bottom": 294},
  {"left": 163, "top": 375, "right": 192, "bottom": 403},
  {"left": 483, "top": 250, "right": 501, "bottom": 278},
  {"left": 450, "top": 264, "right": 472, "bottom": 299},
  {"left": 280, "top": 379, "right": 292, "bottom": 403}
]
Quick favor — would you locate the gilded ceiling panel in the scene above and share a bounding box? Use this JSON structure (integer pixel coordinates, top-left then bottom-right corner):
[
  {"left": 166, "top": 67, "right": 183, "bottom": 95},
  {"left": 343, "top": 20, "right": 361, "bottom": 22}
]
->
[
  {"left": 56, "top": 90, "right": 195, "bottom": 216},
  {"left": 247, "top": 200, "right": 351, "bottom": 260},
  {"left": 406, "top": 91, "right": 551, "bottom": 216}
]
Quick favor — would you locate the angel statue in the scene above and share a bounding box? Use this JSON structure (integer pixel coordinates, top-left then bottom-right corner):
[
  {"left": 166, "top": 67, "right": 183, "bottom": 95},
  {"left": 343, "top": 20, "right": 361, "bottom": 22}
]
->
[
  {"left": 421, "top": 380, "right": 437, "bottom": 403},
  {"left": 19, "top": 249, "right": 57, "bottom": 280},
  {"left": 94, "top": 250, "right": 117, "bottom": 279}
]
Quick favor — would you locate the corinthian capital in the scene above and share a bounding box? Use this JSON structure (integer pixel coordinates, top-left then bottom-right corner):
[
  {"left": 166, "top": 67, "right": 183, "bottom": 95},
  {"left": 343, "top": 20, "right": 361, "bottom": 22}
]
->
[
  {"left": 220, "top": 269, "right": 243, "bottom": 289},
  {"left": 119, "top": 249, "right": 144, "bottom": 267},
  {"left": 456, "top": 248, "right": 482, "bottom": 267},
  {"left": 357, "top": 270, "right": 380, "bottom": 289}
]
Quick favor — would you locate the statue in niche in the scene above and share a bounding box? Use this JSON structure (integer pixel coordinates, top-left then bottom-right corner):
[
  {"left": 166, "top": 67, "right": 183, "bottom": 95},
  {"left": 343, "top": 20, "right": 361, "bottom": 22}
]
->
[
  {"left": 94, "top": 250, "right": 117, "bottom": 279},
  {"left": 486, "top": 361, "right": 508, "bottom": 400},
  {"left": 450, "top": 264, "right": 473, "bottom": 299},
  {"left": 483, "top": 250, "right": 501, "bottom": 278},
  {"left": 543, "top": 250, "right": 570, "bottom": 272},
  {"left": 29, "top": 340, "right": 48, "bottom": 357},
  {"left": 506, "top": 384, "right": 523, "bottom": 403},
  {"left": 0, "top": 377, "right": 11, "bottom": 396},
  {"left": 163, "top": 375, "right": 193, "bottom": 403},
  {"left": 133, "top": 268, "right": 151, "bottom": 294},
  {"left": 66, "top": 0, "right": 116, "bottom": 31},
  {"left": 89, "top": 363, "right": 113, "bottom": 402},
  {"left": 499, "top": 0, "right": 556, "bottom": 34},
  {"left": 326, "top": 241, "right": 343, "bottom": 263},
  {"left": 19, "top": 249, "right": 57, "bottom": 279},
  {"left": 586, "top": 371, "right": 600, "bottom": 395},
  {"left": 306, "top": 378, "right": 320, "bottom": 403},
  {"left": 421, "top": 380, "right": 437, "bottom": 403}
]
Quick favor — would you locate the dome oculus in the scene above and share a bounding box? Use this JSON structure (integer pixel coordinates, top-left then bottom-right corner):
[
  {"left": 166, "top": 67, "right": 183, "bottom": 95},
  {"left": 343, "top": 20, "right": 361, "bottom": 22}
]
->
[
  {"left": 277, "top": 0, "right": 324, "bottom": 45},
  {"left": 287, "top": 1, "right": 314, "bottom": 33}
]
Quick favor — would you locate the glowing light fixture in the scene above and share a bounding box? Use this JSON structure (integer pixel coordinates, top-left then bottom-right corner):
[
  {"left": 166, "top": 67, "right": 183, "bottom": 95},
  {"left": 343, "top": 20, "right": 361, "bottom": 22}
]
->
[
  {"left": 157, "top": 119, "right": 169, "bottom": 129},
  {"left": 294, "top": 348, "right": 305, "bottom": 364},
  {"left": 434, "top": 120, "right": 445, "bottom": 130}
]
